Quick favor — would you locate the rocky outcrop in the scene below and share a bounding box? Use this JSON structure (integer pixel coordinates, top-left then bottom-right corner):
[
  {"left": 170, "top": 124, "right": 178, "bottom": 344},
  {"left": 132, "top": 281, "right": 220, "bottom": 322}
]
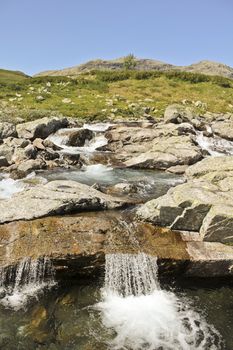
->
[
  {"left": 124, "top": 135, "right": 202, "bottom": 169},
  {"left": 16, "top": 117, "right": 68, "bottom": 140},
  {"left": 0, "top": 213, "right": 232, "bottom": 278},
  {"left": 0, "top": 180, "right": 128, "bottom": 223},
  {"left": 137, "top": 156, "right": 233, "bottom": 243},
  {"left": 104, "top": 122, "right": 202, "bottom": 169}
]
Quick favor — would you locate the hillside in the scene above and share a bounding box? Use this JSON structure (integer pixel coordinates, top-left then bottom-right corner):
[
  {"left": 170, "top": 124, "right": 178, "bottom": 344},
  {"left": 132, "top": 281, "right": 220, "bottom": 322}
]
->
[
  {"left": 0, "top": 69, "right": 29, "bottom": 84},
  {"left": 35, "top": 58, "right": 233, "bottom": 79},
  {"left": 0, "top": 69, "right": 233, "bottom": 123}
]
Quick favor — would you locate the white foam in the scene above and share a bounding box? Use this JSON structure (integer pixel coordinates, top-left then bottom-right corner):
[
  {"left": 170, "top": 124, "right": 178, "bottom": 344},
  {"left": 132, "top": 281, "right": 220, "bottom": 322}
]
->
[
  {"left": 97, "top": 253, "right": 221, "bottom": 350},
  {"left": 0, "top": 281, "right": 55, "bottom": 311},
  {"left": 0, "top": 257, "right": 56, "bottom": 310},
  {"left": 0, "top": 177, "right": 25, "bottom": 199},
  {"left": 83, "top": 122, "right": 113, "bottom": 132},
  {"left": 196, "top": 132, "right": 233, "bottom": 156},
  {"left": 98, "top": 290, "right": 220, "bottom": 350},
  {"left": 49, "top": 128, "right": 108, "bottom": 154}
]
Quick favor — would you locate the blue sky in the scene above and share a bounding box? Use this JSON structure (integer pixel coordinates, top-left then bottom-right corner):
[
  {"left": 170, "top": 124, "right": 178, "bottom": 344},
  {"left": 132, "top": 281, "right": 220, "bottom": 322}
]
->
[{"left": 1, "top": 0, "right": 232, "bottom": 75}]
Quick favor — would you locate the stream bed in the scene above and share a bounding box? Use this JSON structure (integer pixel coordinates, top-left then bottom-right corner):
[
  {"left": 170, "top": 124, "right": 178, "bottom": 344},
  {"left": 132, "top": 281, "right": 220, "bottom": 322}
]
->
[{"left": 0, "top": 122, "right": 233, "bottom": 350}]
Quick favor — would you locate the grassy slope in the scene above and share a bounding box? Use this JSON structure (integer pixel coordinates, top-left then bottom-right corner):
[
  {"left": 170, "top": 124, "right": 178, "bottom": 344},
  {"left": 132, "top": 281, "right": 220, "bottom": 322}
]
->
[
  {"left": 0, "top": 69, "right": 29, "bottom": 84},
  {"left": 0, "top": 70, "right": 233, "bottom": 122}
]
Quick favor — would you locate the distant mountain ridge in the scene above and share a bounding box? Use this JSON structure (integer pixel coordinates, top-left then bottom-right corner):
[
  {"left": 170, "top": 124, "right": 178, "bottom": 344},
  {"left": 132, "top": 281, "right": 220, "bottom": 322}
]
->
[{"left": 35, "top": 58, "right": 233, "bottom": 79}]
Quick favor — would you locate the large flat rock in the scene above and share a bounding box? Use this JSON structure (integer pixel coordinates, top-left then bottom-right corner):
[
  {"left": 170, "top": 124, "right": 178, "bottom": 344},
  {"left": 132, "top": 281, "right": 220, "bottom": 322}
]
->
[{"left": 0, "top": 180, "right": 128, "bottom": 223}]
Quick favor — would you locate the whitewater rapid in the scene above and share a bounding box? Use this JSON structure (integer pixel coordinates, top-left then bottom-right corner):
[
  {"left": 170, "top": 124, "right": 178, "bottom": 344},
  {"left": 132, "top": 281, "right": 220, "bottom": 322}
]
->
[{"left": 97, "top": 253, "right": 222, "bottom": 350}]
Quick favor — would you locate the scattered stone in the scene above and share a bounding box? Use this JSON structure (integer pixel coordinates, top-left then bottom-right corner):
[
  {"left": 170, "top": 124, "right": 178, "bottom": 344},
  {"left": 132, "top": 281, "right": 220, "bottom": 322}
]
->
[
  {"left": 62, "top": 98, "right": 72, "bottom": 104},
  {"left": 35, "top": 95, "right": 45, "bottom": 102}
]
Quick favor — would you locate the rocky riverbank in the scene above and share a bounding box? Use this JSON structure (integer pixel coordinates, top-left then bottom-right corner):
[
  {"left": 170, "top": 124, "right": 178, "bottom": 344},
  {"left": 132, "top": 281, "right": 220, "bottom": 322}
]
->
[{"left": 0, "top": 105, "right": 233, "bottom": 281}]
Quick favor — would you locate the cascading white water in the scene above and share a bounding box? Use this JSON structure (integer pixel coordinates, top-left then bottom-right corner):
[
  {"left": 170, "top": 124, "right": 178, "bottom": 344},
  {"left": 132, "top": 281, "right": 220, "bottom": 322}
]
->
[
  {"left": 105, "top": 253, "right": 159, "bottom": 297},
  {"left": 48, "top": 123, "right": 111, "bottom": 155},
  {"left": 98, "top": 253, "right": 222, "bottom": 350},
  {"left": 0, "top": 257, "right": 56, "bottom": 310},
  {"left": 196, "top": 131, "right": 233, "bottom": 156}
]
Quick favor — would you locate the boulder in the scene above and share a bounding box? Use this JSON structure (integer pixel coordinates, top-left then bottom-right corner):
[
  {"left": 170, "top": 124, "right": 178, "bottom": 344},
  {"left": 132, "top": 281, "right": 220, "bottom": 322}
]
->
[
  {"left": 4, "top": 137, "right": 30, "bottom": 149},
  {"left": 15, "top": 159, "right": 46, "bottom": 177},
  {"left": 0, "top": 180, "right": 129, "bottom": 223},
  {"left": 0, "top": 122, "right": 17, "bottom": 139},
  {"left": 137, "top": 157, "right": 233, "bottom": 243},
  {"left": 16, "top": 117, "right": 68, "bottom": 140},
  {"left": 124, "top": 135, "right": 202, "bottom": 169},
  {"left": 164, "top": 104, "right": 196, "bottom": 124},
  {"left": 33, "top": 138, "right": 46, "bottom": 150},
  {"left": 212, "top": 120, "right": 233, "bottom": 141},
  {"left": 0, "top": 144, "right": 14, "bottom": 163},
  {"left": 63, "top": 128, "right": 94, "bottom": 147},
  {"left": 186, "top": 156, "right": 233, "bottom": 178},
  {"left": 166, "top": 165, "right": 189, "bottom": 175}
]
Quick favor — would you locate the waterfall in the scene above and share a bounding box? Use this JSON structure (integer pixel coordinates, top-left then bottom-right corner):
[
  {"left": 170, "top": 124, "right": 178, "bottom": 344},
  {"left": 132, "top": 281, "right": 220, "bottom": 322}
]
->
[
  {"left": 97, "top": 253, "right": 222, "bottom": 350},
  {"left": 105, "top": 253, "right": 159, "bottom": 297},
  {"left": 0, "top": 257, "right": 55, "bottom": 310}
]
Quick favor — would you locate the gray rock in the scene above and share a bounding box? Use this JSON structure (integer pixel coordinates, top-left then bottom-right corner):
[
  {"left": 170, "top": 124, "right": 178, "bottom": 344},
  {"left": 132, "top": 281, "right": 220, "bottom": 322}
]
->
[
  {"left": 124, "top": 135, "right": 202, "bottom": 169},
  {"left": 16, "top": 117, "right": 68, "bottom": 140},
  {"left": 24, "top": 144, "right": 37, "bottom": 159},
  {"left": 166, "top": 165, "right": 189, "bottom": 175},
  {"left": 0, "top": 156, "right": 9, "bottom": 167},
  {"left": 0, "top": 180, "right": 129, "bottom": 223},
  {"left": 186, "top": 156, "right": 233, "bottom": 178},
  {"left": 164, "top": 104, "right": 196, "bottom": 124},
  {"left": 0, "top": 122, "right": 17, "bottom": 139},
  {"left": 16, "top": 159, "right": 46, "bottom": 177},
  {"left": 212, "top": 120, "right": 233, "bottom": 141},
  {"left": 63, "top": 128, "right": 94, "bottom": 147},
  {"left": 0, "top": 144, "right": 14, "bottom": 163},
  {"left": 137, "top": 157, "right": 233, "bottom": 243}
]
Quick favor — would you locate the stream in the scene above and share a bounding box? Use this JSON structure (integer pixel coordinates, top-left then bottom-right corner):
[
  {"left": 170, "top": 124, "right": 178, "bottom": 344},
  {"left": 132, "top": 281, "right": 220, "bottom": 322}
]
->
[{"left": 0, "top": 123, "right": 233, "bottom": 349}]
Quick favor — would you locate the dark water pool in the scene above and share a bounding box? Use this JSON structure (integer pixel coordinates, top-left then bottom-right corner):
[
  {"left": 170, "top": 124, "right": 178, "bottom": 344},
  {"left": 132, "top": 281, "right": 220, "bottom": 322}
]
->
[{"left": 0, "top": 280, "right": 232, "bottom": 350}]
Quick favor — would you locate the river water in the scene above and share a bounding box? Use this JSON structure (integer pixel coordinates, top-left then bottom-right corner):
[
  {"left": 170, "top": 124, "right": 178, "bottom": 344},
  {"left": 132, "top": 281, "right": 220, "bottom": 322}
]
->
[{"left": 0, "top": 275, "right": 232, "bottom": 349}]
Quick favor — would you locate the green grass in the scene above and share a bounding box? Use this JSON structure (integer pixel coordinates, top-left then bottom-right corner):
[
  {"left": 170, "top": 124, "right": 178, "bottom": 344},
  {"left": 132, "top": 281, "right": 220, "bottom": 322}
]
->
[
  {"left": 0, "top": 69, "right": 29, "bottom": 84},
  {"left": 0, "top": 69, "right": 233, "bottom": 123}
]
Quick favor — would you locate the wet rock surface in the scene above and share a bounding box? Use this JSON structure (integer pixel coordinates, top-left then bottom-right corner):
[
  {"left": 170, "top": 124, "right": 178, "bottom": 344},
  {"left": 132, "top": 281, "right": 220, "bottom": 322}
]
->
[{"left": 0, "top": 212, "right": 232, "bottom": 278}]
